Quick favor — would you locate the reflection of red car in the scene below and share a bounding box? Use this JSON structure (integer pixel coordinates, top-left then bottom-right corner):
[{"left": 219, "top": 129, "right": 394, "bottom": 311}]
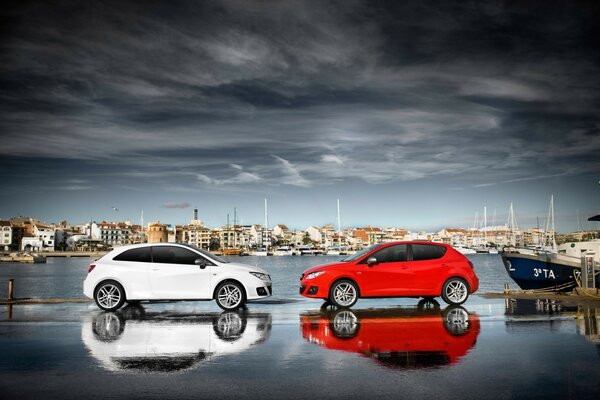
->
[
  {"left": 300, "top": 306, "right": 480, "bottom": 368},
  {"left": 300, "top": 241, "right": 479, "bottom": 308}
]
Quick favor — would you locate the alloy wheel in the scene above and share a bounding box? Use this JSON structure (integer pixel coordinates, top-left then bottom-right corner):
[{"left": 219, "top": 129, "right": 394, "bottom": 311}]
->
[
  {"left": 217, "top": 283, "right": 244, "bottom": 310},
  {"left": 95, "top": 282, "right": 124, "bottom": 311},
  {"left": 443, "top": 279, "right": 468, "bottom": 305},
  {"left": 331, "top": 281, "right": 358, "bottom": 308}
]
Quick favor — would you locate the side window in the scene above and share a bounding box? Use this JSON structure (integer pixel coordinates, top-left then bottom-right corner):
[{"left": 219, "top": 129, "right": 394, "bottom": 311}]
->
[
  {"left": 152, "top": 246, "right": 202, "bottom": 265},
  {"left": 411, "top": 244, "right": 446, "bottom": 261},
  {"left": 369, "top": 244, "right": 407, "bottom": 263},
  {"left": 113, "top": 247, "right": 151, "bottom": 263}
]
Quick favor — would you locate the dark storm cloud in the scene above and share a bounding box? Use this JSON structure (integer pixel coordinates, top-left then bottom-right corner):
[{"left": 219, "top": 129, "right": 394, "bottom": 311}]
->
[{"left": 1, "top": 0, "right": 599, "bottom": 194}]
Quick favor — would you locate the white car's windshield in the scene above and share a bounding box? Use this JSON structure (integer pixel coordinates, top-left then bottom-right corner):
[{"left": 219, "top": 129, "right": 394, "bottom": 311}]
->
[{"left": 341, "top": 244, "right": 382, "bottom": 262}]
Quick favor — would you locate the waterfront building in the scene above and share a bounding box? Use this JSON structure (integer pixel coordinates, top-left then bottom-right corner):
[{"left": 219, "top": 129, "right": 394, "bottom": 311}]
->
[
  {"left": 21, "top": 237, "right": 43, "bottom": 252},
  {"left": 147, "top": 221, "right": 168, "bottom": 243},
  {"left": 273, "top": 224, "right": 293, "bottom": 244},
  {"left": 219, "top": 225, "right": 242, "bottom": 250},
  {"left": 306, "top": 225, "right": 323, "bottom": 243},
  {"left": 79, "top": 222, "right": 101, "bottom": 240},
  {"left": 383, "top": 227, "right": 411, "bottom": 242},
  {"left": 98, "top": 222, "right": 132, "bottom": 246},
  {"left": 353, "top": 227, "right": 384, "bottom": 246},
  {"left": 0, "top": 221, "right": 12, "bottom": 251},
  {"left": 33, "top": 223, "right": 55, "bottom": 251},
  {"left": 184, "top": 223, "right": 211, "bottom": 250},
  {"left": 10, "top": 224, "right": 26, "bottom": 251}
]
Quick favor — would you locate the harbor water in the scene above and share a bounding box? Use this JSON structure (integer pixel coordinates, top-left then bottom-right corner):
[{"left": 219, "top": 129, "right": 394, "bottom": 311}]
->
[{"left": 1, "top": 255, "right": 599, "bottom": 399}]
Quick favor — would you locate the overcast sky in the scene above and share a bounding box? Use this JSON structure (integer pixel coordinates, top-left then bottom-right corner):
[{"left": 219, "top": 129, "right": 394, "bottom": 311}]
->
[{"left": 1, "top": 0, "right": 599, "bottom": 232}]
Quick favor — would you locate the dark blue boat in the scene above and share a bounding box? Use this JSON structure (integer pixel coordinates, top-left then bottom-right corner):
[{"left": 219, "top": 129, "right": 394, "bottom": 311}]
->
[{"left": 500, "top": 250, "right": 580, "bottom": 291}]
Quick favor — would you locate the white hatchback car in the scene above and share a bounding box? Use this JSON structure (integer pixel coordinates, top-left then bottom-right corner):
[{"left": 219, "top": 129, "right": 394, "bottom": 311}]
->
[{"left": 83, "top": 243, "right": 272, "bottom": 311}]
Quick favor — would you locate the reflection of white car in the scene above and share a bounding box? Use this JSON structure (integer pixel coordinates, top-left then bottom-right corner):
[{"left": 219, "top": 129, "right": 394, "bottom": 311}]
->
[
  {"left": 82, "top": 308, "right": 272, "bottom": 372},
  {"left": 83, "top": 243, "right": 272, "bottom": 311}
]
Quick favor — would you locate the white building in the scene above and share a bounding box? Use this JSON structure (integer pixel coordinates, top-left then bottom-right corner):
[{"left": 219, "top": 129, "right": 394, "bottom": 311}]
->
[
  {"left": 0, "top": 221, "right": 12, "bottom": 251},
  {"left": 33, "top": 223, "right": 55, "bottom": 251},
  {"left": 21, "top": 237, "right": 43, "bottom": 252},
  {"left": 306, "top": 226, "right": 322, "bottom": 243}
]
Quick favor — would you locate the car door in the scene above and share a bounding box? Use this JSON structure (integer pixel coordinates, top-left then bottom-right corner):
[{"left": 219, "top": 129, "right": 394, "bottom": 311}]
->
[
  {"left": 408, "top": 244, "right": 448, "bottom": 293},
  {"left": 359, "top": 244, "right": 411, "bottom": 296},
  {"left": 149, "top": 246, "right": 213, "bottom": 299}
]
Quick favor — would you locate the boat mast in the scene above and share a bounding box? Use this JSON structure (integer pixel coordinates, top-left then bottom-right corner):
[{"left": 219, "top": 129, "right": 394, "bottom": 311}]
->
[
  {"left": 484, "top": 206, "right": 487, "bottom": 247},
  {"left": 337, "top": 198, "right": 341, "bottom": 233},
  {"left": 544, "top": 194, "right": 556, "bottom": 251},
  {"left": 508, "top": 202, "right": 519, "bottom": 247}
]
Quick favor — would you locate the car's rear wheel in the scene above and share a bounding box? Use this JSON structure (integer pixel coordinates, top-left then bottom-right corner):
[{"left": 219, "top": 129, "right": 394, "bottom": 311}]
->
[
  {"left": 329, "top": 279, "right": 359, "bottom": 308},
  {"left": 94, "top": 280, "right": 126, "bottom": 311},
  {"left": 441, "top": 277, "right": 469, "bottom": 305},
  {"left": 215, "top": 281, "right": 246, "bottom": 311}
]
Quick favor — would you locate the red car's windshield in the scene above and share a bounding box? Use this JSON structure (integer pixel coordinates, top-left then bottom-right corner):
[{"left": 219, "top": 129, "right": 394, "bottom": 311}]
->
[{"left": 341, "top": 244, "right": 382, "bottom": 262}]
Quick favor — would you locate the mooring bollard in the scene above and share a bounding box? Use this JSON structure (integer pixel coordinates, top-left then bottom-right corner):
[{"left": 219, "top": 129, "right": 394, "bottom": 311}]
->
[{"left": 8, "top": 279, "right": 14, "bottom": 300}]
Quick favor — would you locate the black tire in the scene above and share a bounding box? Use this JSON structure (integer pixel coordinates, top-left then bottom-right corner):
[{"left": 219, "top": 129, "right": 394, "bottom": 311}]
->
[
  {"left": 215, "top": 281, "right": 246, "bottom": 311},
  {"left": 94, "top": 280, "right": 126, "bottom": 311},
  {"left": 441, "top": 277, "right": 469, "bottom": 306},
  {"left": 328, "top": 279, "right": 359, "bottom": 308}
]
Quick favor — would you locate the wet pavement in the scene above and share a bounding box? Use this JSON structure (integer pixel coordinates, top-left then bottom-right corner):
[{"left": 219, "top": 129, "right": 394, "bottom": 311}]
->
[
  {"left": 1, "top": 297, "right": 600, "bottom": 400},
  {"left": 1, "top": 255, "right": 600, "bottom": 399}
]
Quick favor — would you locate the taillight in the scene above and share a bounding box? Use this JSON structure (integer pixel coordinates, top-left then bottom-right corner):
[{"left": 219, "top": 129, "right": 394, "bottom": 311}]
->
[{"left": 88, "top": 264, "right": 96, "bottom": 273}]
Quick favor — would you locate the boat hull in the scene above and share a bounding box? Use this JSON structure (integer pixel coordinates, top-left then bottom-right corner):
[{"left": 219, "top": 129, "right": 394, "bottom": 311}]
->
[{"left": 500, "top": 251, "right": 580, "bottom": 291}]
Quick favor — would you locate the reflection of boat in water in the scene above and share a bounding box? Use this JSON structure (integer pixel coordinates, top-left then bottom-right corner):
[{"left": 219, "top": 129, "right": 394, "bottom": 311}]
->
[
  {"left": 82, "top": 307, "right": 272, "bottom": 372},
  {"left": 300, "top": 305, "right": 480, "bottom": 368},
  {"left": 504, "top": 298, "right": 600, "bottom": 348}
]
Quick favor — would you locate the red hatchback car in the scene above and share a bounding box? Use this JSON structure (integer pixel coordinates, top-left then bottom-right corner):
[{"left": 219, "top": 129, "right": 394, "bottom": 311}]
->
[{"left": 300, "top": 241, "right": 479, "bottom": 308}]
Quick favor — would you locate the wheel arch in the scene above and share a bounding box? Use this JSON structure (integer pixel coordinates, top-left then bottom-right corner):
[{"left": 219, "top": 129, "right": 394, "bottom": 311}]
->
[
  {"left": 212, "top": 278, "right": 248, "bottom": 300},
  {"left": 94, "top": 278, "right": 129, "bottom": 300},
  {"left": 439, "top": 275, "right": 470, "bottom": 295},
  {"left": 329, "top": 277, "right": 361, "bottom": 298}
]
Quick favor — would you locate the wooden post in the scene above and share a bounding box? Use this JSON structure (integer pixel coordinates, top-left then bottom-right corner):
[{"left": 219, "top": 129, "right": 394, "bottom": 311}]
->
[
  {"left": 503, "top": 282, "right": 509, "bottom": 294},
  {"left": 8, "top": 279, "right": 14, "bottom": 300}
]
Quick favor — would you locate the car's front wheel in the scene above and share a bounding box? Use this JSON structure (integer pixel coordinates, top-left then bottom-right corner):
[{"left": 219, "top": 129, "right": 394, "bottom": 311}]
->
[
  {"left": 329, "top": 279, "right": 359, "bottom": 308},
  {"left": 215, "top": 281, "right": 246, "bottom": 311},
  {"left": 441, "top": 277, "right": 469, "bottom": 305},
  {"left": 94, "top": 280, "right": 126, "bottom": 311}
]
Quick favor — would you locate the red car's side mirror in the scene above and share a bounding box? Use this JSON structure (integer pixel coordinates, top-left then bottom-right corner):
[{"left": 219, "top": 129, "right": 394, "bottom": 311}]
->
[{"left": 366, "top": 257, "right": 378, "bottom": 267}]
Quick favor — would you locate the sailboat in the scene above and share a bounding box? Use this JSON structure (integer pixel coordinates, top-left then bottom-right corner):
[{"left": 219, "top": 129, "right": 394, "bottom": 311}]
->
[
  {"left": 500, "top": 196, "right": 600, "bottom": 291},
  {"left": 325, "top": 199, "right": 348, "bottom": 256},
  {"left": 252, "top": 198, "right": 271, "bottom": 256}
]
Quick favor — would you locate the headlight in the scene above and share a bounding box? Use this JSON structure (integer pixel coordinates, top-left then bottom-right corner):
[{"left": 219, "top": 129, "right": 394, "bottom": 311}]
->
[
  {"left": 249, "top": 272, "right": 271, "bottom": 282},
  {"left": 306, "top": 271, "right": 325, "bottom": 280}
]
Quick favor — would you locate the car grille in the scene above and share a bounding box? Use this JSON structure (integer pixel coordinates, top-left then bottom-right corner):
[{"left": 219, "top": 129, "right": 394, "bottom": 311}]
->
[{"left": 299, "top": 285, "right": 306, "bottom": 294}]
